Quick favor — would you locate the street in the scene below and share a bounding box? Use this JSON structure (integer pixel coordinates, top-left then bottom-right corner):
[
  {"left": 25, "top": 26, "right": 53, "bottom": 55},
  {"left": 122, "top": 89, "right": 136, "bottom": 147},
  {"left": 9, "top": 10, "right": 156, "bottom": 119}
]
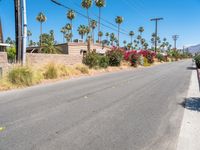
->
[{"left": 0, "top": 60, "right": 192, "bottom": 150}]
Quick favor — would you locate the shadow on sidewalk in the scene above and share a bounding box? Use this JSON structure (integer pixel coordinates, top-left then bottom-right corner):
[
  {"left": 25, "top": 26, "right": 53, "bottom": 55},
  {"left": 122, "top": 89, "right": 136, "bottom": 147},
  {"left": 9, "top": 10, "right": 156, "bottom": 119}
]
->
[{"left": 180, "top": 97, "right": 200, "bottom": 112}]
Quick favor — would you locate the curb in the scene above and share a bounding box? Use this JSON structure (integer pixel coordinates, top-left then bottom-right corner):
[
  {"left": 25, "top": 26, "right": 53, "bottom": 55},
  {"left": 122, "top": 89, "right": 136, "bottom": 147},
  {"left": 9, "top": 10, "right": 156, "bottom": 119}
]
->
[{"left": 177, "top": 64, "right": 200, "bottom": 150}]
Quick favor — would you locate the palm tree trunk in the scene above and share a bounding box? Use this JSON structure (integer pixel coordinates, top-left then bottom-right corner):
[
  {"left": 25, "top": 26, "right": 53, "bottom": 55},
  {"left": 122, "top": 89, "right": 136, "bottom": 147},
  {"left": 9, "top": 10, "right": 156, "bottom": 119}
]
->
[
  {"left": 40, "top": 22, "right": 42, "bottom": 47},
  {"left": 81, "top": 34, "right": 83, "bottom": 40},
  {"left": 131, "top": 36, "right": 133, "bottom": 43},
  {"left": 71, "top": 19, "right": 73, "bottom": 42},
  {"left": 92, "top": 29, "right": 94, "bottom": 43},
  {"left": 118, "top": 24, "right": 120, "bottom": 46},
  {"left": 98, "top": 8, "right": 101, "bottom": 43}
]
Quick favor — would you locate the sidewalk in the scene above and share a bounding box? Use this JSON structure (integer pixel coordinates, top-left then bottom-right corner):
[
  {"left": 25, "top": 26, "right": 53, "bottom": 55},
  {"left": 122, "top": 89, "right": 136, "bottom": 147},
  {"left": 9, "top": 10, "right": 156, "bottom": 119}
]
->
[{"left": 177, "top": 66, "right": 200, "bottom": 150}]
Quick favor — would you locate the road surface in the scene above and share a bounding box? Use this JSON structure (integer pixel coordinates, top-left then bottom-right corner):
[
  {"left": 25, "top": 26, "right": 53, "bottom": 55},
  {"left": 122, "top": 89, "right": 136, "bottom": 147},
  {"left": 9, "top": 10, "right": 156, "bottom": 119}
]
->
[{"left": 0, "top": 60, "right": 192, "bottom": 150}]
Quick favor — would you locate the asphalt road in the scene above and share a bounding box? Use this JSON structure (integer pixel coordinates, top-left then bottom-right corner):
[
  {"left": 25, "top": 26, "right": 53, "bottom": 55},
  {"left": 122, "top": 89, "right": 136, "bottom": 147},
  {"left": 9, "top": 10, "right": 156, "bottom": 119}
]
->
[{"left": 0, "top": 60, "right": 192, "bottom": 150}]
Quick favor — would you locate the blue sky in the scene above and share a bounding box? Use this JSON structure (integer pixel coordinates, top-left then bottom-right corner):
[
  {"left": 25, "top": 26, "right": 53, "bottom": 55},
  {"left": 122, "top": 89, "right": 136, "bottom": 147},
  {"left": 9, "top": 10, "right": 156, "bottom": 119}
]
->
[{"left": 0, "top": 0, "right": 200, "bottom": 48}]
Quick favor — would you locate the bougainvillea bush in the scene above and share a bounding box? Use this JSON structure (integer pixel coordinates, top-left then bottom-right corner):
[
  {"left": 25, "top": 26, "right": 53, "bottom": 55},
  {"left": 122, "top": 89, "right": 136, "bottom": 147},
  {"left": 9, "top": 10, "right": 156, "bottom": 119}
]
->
[
  {"left": 139, "top": 50, "right": 156, "bottom": 64},
  {"left": 106, "top": 47, "right": 124, "bottom": 66},
  {"left": 124, "top": 50, "right": 141, "bottom": 67}
]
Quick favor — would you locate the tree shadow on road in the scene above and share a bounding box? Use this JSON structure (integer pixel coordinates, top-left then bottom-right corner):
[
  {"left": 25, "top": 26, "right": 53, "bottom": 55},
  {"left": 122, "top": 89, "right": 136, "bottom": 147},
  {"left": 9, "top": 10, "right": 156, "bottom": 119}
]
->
[
  {"left": 180, "top": 97, "right": 200, "bottom": 112},
  {"left": 187, "top": 66, "right": 196, "bottom": 70}
]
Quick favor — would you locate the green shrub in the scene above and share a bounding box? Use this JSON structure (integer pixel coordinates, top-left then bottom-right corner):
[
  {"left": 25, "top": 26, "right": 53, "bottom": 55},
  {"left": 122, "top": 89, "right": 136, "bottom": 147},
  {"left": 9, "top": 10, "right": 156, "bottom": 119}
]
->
[
  {"left": 106, "top": 48, "right": 124, "bottom": 66},
  {"left": 156, "top": 53, "right": 165, "bottom": 62},
  {"left": 43, "top": 63, "right": 58, "bottom": 79},
  {"left": 83, "top": 52, "right": 100, "bottom": 68},
  {"left": 194, "top": 55, "right": 200, "bottom": 68},
  {"left": 99, "top": 56, "right": 109, "bottom": 68},
  {"left": 8, "top": 67, "right": 33, "bottom": 86},
  {"left": 6, "top": 47, "right": 16, "bottom": 63}
]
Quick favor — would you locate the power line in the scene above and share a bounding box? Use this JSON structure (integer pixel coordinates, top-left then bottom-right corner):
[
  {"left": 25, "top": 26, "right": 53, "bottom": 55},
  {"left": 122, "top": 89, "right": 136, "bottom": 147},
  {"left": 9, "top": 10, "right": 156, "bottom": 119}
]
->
[
  {"left": 50, "top": 0, "right": 129, "bottom": 36},
  {"left": 67, "top": 0, "right": 129, "bottom": 33}
]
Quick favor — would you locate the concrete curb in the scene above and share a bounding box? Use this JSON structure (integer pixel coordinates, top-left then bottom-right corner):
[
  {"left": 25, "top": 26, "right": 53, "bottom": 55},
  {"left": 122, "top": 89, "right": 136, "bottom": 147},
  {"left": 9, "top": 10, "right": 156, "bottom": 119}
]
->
[{"left": 177, "top": 65, "right": 200, "bottom": 150}]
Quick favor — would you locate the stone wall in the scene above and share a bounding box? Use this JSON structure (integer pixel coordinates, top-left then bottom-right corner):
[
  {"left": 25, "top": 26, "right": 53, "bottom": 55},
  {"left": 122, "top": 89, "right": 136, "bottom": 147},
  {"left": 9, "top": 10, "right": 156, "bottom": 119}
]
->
[
  {"left": 0, "top": 52, "right": 8, "bottom": 74},
  {"left": 26, "top": 53, "right": 83, "bottom": 67}
]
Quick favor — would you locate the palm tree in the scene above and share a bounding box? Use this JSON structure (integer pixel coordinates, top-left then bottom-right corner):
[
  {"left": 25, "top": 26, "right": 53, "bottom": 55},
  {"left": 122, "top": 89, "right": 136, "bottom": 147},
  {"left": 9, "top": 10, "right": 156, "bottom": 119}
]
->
[
  {"left": 129, "top": 31, "right": 134, "bottom": 43},
  {"left": 115, "top": 16, "right": 123, "bottom": 45},
  {"left": 95, "top": 0, "right": 106, "bottom": 42},
  {"left": 90, "top": 19, "right": 97, "bottom": 42},
  {"left": 65, "top": 23, "right": 72, "bottom": 32},
  {"left": 105, "top": 32, "right": 109, "bottom": 41},
  {"left": 98, "top": 31, "right": 103, "bottom": 42},
  {"left": 27, "top": 30, "right": 32, "bottom": 46},
  {"left": 138, "top": 26, "right": 144, "bottom": 36},
  {"left": 144, "top": 43, "right": 148, "bottom": 50},
  {"left": 81, "top": 0, "right": 92, "bottom": 32},
  {"left": 65, "top": 33, "right": 72, "bottom": 43},
  {"left": 60, "top": 27, "right": 67, "bottom": 43},
  {"left": 67, "top": 10, "right": 75, "bottom": 42},
  {"left": 36, "top": 12, "right": 47, "bottom": 46},
  {"left": 110, "top": 33, "right": 115, "bottom": 46},
  {"left": 77, "top": 25, "right": 86, "bottom": 40},
  {"left": 123, "top": 40, "right": 127, "bottom": 47}
]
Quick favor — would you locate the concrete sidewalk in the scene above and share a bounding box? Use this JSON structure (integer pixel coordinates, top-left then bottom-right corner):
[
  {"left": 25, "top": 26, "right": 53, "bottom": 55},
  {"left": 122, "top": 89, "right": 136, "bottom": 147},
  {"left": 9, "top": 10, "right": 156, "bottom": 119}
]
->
[{"left": 177, "top": 66, "right": 200, "bottom": 150}]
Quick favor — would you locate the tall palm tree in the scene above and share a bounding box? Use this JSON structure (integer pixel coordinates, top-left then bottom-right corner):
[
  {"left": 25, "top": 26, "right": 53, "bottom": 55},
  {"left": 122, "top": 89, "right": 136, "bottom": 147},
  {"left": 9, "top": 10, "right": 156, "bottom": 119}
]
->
[
  {"left": 105, "top": 32, "right": 109, "bottom": 41},
  {"left": 98, "top": 31, "right": 103, "bottom": 42},
  {"left": 60, "top": 27, "right": 67, "bottom": 43},
  {"left": 138, "top": 26, "right": 144, "bottom": 36},
  {"left": 110, "top": 33, "right": 115, "bottom": 46},
  {"left": 85, "top": 26, "right": 90, "bottom": 37},
  {"left": 115, "top": 16, "right": 123, "bottom": 45},
  {"left": 36, "top": 12, "right": 47, "bottom": 46},
  {"left": 65, "top": 23, "right": 72, "bottom": 32},
  {"left": 27, "top": 30, "right": 32, "bottom": 46},
  {"left": 65, "top": 33, "right": 72, "bottom": 43},
  {"left": 81, "top": 0, "right": 92, "bottom": 33},
  {"left": 78, "top": 25, "right": 86, "bottom": 40},
  {"left": 123, "top": 40, "right": 127, "bottom": 47},
  {"left": 95, "top": 0, "right": 106, "bottom": 42},
  {"left": 67, "top": 10, "right": 75, "bottom": 42},
  {"left": 129, "top": 31, "right": 134, "bottom": 43},
  {"left": 90, "top": 19, "right": 97, "bottom": 42}
]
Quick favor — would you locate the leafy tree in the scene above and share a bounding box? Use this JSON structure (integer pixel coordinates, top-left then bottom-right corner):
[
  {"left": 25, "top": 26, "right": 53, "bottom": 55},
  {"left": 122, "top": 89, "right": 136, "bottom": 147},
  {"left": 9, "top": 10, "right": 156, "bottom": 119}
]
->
[
  {"left": 67, "top": 10, "right": 75, "bottom": 42},
  {"left": 40, "top": 30, "right": 60, "bottom": 54},
  {"left": 5, "top": 37, "right": 15, "bottom": 45},
  {"left": 95, "top": 0, "right": 106, "bottom": 42},
  {"left": 115, "top": 16, "right": 123, "bottom": 45},
  {"left": 36, "top": 12, "right": 47, "bottom": 46}
]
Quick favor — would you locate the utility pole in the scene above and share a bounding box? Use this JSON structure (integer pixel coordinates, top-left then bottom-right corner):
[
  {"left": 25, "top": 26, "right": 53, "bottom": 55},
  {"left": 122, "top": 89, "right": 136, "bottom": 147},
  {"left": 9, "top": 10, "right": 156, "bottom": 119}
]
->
[
  {"left": 150, "top": 17, "right": 163, "bottom": 52},
  {"left": 14, "top": 0, "right": 23, "bottom": 63},
  {"left": 172, "top": 35, "right": 179, "bottom": 50},
  {"left": 22, "top": 0, "right": 27, "bottom": 65}
]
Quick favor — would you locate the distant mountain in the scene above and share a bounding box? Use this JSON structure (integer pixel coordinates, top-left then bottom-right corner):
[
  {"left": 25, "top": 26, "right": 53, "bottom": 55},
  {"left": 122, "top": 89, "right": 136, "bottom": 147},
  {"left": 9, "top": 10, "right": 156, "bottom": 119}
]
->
[{"left": 186, "top": 44, "right": 200, "bottom": 54}]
